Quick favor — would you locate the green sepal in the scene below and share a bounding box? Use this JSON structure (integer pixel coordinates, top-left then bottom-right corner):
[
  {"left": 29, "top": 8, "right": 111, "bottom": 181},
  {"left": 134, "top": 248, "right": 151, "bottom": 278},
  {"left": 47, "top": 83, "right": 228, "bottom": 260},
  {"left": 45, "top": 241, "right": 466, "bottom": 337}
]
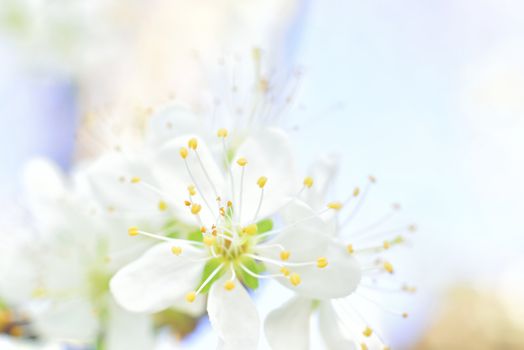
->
[
  {"left": 237, "top": 257, "right": 265, "bottom": 290},
  {"left": 256, "top": 219, "right": 273, "bottom": 234},
  {"left": 198, "top": 258, "right": 226, "bottom": 294}
]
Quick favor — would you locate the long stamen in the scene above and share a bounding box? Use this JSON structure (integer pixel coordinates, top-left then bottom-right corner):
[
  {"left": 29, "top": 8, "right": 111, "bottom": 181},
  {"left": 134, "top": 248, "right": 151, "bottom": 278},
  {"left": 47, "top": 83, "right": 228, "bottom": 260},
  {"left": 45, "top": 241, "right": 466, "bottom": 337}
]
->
[
  {"left": 181, "top": 150, "right": 215, "bottom": 216},
  {"left": 130, "top": 177, "right": 175, "bottom": 203},
  {"left": 252, "top": 176, "right": 267, "bottom": 222},
  {"left": 245, "top": 253, "right": 323, "bottom": 268},
  {"left": 221, "top": 138, "right": 236, "bottom": 206},
  {"left": 238, "top": 263, "right": 283, "bottom": 279},
  {"left": 354, "top": 292, "right": 409, "bottom": 319},
  {"left": 347, "top": 204, "right": 401, "bottom": 238},
  {"left": 195, "top": 263, "right": 224, "bottom": 295},
  {"left": 193, "top": 148, "right": 220, "bottom": 199},
  {"left": 128, "top": 227, "right": 204, "bottom": 247},
  {"left": 341, "top": 176, "right": 375, "bottom": 227},
  {"left": 236, "top": 158, "right": 248, "bottom": 222}
]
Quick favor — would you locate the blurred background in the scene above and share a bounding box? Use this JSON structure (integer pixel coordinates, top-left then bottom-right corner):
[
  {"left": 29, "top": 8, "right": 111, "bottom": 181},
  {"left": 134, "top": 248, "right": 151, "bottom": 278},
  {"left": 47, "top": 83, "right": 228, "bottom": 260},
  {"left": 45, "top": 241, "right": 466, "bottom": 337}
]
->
[{"left": 1, "top": 0, "right": 523, "bottom": 349}]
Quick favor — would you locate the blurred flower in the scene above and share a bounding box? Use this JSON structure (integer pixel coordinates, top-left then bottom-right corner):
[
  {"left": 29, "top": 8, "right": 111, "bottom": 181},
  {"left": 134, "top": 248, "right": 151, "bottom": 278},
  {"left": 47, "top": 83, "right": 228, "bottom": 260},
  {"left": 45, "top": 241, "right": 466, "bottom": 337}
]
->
[
  {"left": 414, "top": 285, "right": 524, "bottom": 350},
  {"left": 17, "top": 158, "right": 156, "bottom": 349},
  {"left": 265, "top": 156, "right": 415, "bottom": 350}
]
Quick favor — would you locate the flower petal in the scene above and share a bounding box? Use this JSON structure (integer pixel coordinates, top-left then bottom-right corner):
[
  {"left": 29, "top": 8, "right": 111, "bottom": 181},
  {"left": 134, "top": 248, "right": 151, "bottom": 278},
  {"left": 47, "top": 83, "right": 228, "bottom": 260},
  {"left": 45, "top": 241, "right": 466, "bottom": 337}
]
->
[
  {"left": 318, "top": 301, "right": 357, "bottom": 350},
  {"left": 287, "top": 241, "right": 361, "bottom": 299},
  {"left": 31, "top": 298, "right": 99, "bottom": 343},
  {"left": 153, "top": 135, "right": 225, "bottom": 225},
  {"left": 263, "top": 201, "right": 361, "bottom": 299},
  {"left": 264, "top": 296, "right": 313, "bottom": 350},
  {"left": 231, "top": 128, "right": 297, "bottom": 225},
  {"left": 207, "top": 277, "right": 260, "bottom": 350},
  {"left": 110, "top": 242, "right": 206, "bottom": 313}
]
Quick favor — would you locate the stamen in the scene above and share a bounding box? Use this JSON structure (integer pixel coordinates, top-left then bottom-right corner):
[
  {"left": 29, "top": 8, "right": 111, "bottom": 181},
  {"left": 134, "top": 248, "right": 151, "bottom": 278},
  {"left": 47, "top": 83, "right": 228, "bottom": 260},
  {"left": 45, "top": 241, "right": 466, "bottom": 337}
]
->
[
  {"left": 131, "top": 177, "right": 141, "bottom": 183},
  {"left": 348, "top": 204, "right": 401, "bottom": 237},
  {"left": 185, "top": 292, "right": 196, "bottom": 303},
  {"left": 242, "top": 224, "right": 258, "bottom": 235},
  {"left": 171, "top": 246, "right": 182, "bottom": 256},
  {"left": 217, "top": 128, "right": 228, "bottom": 138},
  {"left": 238, "top": 263, "right": 283, "bottom": 279},
  {"left": 317, "top": 257, "right": 328, "bottom": 268},
  {"left": 191, "top": 203, "right": 202, "bottom": 215},
  {"left": 289, "top": 273, "right": 301, "bottom": 286},
  {"left": 188, "top": 138, "right": 198, "bottom": 150},
  {"left": 280, "top": 250, "right": 290, "bottom": 261},
  {"left": 180, "top": 147, "right": 189, "bottom": 159},
  {"left": 158, "top": 200, "right": 168, "bottom": 211},
  {"left": 224, "top": 280, "right": 235, "bottom": 291},
  {"left": 128, "top": 227, "right": 204, "bottom": 246},
  {"left": 194, "top": 263, "right": 224, "bottom": 296},
  {"left": 341, "top": 176, "right": 376, "bottom": 227},
  {"left": 237, "top": 158, "right": 247, "bottom": 221},
  {"left": 327, "top": 201, "right": 343, "bottom": 210},
  {"left": 363, "top": 326, "right": 373, "bottom": 337},
  {"left": 252, "top": 177, "right": 266, "bottom": 222},
  {"left": 303, "top": 176, "right": 314, "bottom": 188}
]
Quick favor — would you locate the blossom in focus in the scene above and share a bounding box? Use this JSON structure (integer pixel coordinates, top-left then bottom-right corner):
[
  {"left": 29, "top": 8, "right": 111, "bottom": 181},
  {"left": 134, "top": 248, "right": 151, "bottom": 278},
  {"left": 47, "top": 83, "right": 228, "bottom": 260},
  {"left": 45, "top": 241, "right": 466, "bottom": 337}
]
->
[{"left": 98, "top": 106, "right": 360, "bottom": 348}]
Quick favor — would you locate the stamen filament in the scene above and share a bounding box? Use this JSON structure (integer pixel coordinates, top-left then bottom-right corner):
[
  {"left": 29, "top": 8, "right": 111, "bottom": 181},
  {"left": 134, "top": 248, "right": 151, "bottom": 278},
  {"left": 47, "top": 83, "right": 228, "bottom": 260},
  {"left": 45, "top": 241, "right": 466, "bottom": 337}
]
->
[{"left": 195, "top": 263, "right": 224, "bottom": 295}]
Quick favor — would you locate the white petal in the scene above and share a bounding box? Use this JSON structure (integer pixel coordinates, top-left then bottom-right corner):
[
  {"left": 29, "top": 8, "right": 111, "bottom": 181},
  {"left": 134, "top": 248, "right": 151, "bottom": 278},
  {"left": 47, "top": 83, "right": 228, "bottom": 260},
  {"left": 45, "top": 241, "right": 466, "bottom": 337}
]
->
[
  {"left": 110, "top": 242, "right": 206, "bottom": 313},
  {"left": 31, "top": 298, "right": 99, "bottom": 343},
  {"left": 83, "top": 153, "right": 160, "bottom": 214},
  {"left": 152, "top": 135, "right": 226, "bottom": 224},
  {"left": 147, "top": 104, "right": 204, "bottom": 147},
  {"left": 264, "top": 296, "right": 313, "bottom": 350},
  {"left": 318, "top": 302, "right": 357, "bottom": 350},
  {"left": 231, "top": 128, "right": 296, "bottom": 225},
  {"left": 106, "top": 300, "right": 155, "bottom": 350},
  {"left": 303, "top": 154, "right": 340, "bottom": 211},
  {"left": 263, "top": 201, "right": 360, "bottom": 299},
  {"left": 288, "top": 242, "right": 361, "bottom": 299},
  {"left": 207, "top": 277, "right": 260, "bottom": 350}
]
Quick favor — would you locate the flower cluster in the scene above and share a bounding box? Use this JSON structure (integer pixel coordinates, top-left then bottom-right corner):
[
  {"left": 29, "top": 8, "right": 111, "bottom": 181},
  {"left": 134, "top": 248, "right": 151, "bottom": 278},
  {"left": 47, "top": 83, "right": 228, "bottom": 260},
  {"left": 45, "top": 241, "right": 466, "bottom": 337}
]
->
[{"left": 0, "top": 75, "right": 415, "bottom": 350}]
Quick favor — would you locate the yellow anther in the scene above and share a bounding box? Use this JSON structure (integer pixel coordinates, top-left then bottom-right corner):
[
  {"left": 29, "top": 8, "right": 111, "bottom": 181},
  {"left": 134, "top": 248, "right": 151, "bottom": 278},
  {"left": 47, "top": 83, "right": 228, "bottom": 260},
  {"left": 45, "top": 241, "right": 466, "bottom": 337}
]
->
[
  {"left": 203, "top": 236, "right": 216, "bottom": 246},
  {"left": 171, "top": 246, "right": 182, "bottom": 256},
  {"left": 130, "top": 177, "right": 141, "bottom": 184},
  {"left": 242, "top": 224, "right": 258, "bottom": 235},
  {"left": 188, "top": 138, "right": 198, "bottom": 150},
  {"left": 347, "top": 244, "right": 354, "bottom": 254},
  {"left": 303, "top": 176, "right": 314, "bottom": 188},
  {"left": 353, "top": 187, "right": 360, "bottom": 196},
  {"left": 369, "top": 175, "right": 376, "bottom": 183},
  {"left": 402, "top": 312, "right": 409, "bottom": 318},
  {"left": 289, "top": 273, "right": 301, "bottom": 286},
  {"left": 317, "top": 257, "right": 328, "bottom": 268},
  {"left": 185, "top": 292, "right": 196, "bottom": 303},
  {"left": 383, "top": 261, "right": 394, "bottom": 274},
  {"left": 128, "top": 227, "right": 139, "bottom": 236},
  {"left": 184, "top": 200, "right": 191, "bottom": 206},
  {"left": 227, "top": 200, "right": 233, "bottom": 207},
  {"left": 180, "top": 147, "right": 188, "bottom": 159},
  {"left": 280, "top": 250, "right": 291, "bottom": 261},
  {"left": 200, "top": 226, "right": 207, "bottom": 233},
  {"left": 383, "top": 240, "right": 391, "bottom": 250},
  {"left": 224, "top": 280, "right": 235, "bottom": 291},
  {"left": 363, "top": 327, "right": 373, "bottom": 337},
  {"left": 257, "top": 176, "right": 268, "bottom": 188},
  {"left": 191, "top": 203, "right": 202, "bottom": 215},
  {"left": 361, "top": 343, "right": 368, "bottom": 350},
  {"left": 280, "top": 267, "right": 290, "bottom": 277},
  {"left": 327, "top": 202, "right": 343, "bottom": 210},
  {"left": 217, "top": 128, "right": 228, "bottom": 138},
  {"left": 237, "top": 158, "right": 248, "bottom": 167},
  {"left": 187, "top": 185, "right": 196, "bottom": 196},
  {"left": 158, "top": 201, "right": 168, "bottom": 211}
]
